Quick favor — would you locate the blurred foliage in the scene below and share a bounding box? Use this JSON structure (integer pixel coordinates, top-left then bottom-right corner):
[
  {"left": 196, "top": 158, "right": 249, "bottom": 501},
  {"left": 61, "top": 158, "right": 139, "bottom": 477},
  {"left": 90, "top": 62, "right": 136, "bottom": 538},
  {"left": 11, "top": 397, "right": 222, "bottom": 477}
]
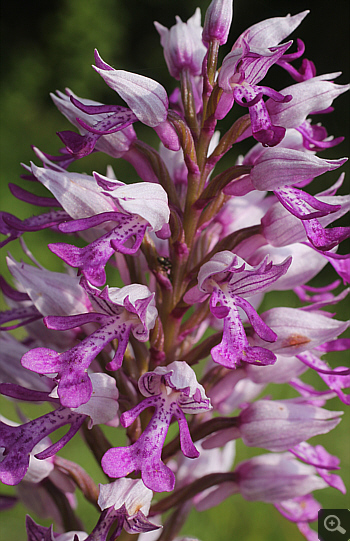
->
[{"left": 0, "top": 0, "right": 349, "bottom": 540}]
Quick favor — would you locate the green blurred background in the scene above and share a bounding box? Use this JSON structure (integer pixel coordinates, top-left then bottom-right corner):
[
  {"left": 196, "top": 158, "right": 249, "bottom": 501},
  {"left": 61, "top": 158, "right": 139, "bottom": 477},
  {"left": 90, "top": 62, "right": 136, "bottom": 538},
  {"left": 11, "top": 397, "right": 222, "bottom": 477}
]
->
[{"left": 0, "top": 0, "right": 349, "bottom": 539}]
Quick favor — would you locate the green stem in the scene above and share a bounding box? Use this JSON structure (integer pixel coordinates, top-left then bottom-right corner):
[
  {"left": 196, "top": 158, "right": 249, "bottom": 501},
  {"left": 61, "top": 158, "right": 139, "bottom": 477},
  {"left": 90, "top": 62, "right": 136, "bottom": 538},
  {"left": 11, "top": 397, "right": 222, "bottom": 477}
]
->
[
  {"left": 180, "top": 69, "right": 200, "bottom": 140},
  {"left": 41, "top": 478, "right": 84, "bottom": 532},
  {"left": 156, "top": 502, "right": 192, "bottom": 541}
]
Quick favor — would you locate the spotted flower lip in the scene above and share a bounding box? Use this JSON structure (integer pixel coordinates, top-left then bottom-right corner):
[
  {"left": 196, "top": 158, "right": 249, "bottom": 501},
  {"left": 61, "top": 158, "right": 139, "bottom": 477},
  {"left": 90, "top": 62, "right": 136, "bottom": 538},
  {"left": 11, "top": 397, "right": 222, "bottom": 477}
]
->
[
  {"left": 0, "top": 374, "right": 118, "bottom": 486},
  {"left": 217, "top": 40, "right": 293, "bottom": 146},
  {"left": 185, "top": 252, "right": 291, "bottom": 369},
  {"left": 43, "top": 169, "right": 170, "bottom": 287},
  {"left": 0, "top": 407, "right": 86, "bottom": 485},
  {"left": 0, "top": 413, "right": 55, "bottom": 486},
  {"left": 102, "top": 361, "right": 212, "bottom": 493},
  {"left": 21, "top": 280, "right": 157, "bottom": 408}
]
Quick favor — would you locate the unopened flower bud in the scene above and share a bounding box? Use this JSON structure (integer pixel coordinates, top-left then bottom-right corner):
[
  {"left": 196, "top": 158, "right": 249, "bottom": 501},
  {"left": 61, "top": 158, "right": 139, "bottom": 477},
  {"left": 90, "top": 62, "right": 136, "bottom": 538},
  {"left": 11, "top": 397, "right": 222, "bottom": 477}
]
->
[{"left": 203, "top": 0, "right": 233, "bottom": 45}]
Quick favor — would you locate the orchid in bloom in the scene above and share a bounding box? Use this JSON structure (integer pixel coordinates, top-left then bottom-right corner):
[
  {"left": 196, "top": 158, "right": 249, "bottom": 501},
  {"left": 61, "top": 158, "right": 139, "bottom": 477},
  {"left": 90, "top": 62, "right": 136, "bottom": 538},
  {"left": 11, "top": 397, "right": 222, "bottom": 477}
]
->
[
  {"left": 21, "top": 280, "right": 157, "bottom": 407},
  {"left": 97, "top": 478, "right": 160, "bottom": 536},
  {"left": 26, "top": 159, "right": 170, "bottom": 286},
  {"left": 26, "top": 516, "right": 87, "bottom": 541},
  {"left": 25, "top": 478, "right": 161, "bottom": 541},
  {"left": 49, "top": 174, "right": 170, "bottom": 286},
  {"left": 214, "top": 11, "right": 311, "bottom": 146},
  {"left": 102, "top": 362, "right": 212, "bottom": 492},
  {"left": 184, "top": 251, "right": 291, "bottom": 368},
  {"left": 0, "top": 2, "right": 349, "bottom": 540},
  {"left": 217, "top": 41, "right": 294, "bottom": 146},
  {"left": 0, "top": 373, "right": 119, "bottom": 485}
]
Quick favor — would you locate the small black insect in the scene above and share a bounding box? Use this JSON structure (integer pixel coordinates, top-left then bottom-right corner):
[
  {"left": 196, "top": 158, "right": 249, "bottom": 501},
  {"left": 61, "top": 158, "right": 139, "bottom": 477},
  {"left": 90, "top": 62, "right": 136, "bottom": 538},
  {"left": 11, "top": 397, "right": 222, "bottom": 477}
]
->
[{"left": 157, "top": 256, "right": 172, "bottom": 277}]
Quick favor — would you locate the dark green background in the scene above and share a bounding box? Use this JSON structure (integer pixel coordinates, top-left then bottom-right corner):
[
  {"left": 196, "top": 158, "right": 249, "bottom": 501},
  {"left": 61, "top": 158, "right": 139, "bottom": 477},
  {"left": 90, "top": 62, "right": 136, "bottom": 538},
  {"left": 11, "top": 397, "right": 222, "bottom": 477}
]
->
[{"left": 0, "top": 1, "right": 349, "bottom": 540}]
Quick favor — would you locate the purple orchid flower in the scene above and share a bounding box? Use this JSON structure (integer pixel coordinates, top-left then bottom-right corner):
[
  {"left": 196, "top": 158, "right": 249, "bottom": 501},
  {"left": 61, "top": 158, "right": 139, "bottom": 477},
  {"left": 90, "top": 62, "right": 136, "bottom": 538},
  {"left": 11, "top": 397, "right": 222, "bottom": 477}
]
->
[
  {"left": 25, "top": 516, "right": 87, "bottom": 541},
  {"left": 232, "top": 11, "right": 309, "bottom": 51},
  {"left": 0, "top": 209, "right": 71, "bottom": 249},
  {"left": 102, "top": 361, "right": 212, "bottom": 493},
  {"left": 290, "top": 442, "right": 346, "bottom": 494},
  {"left": 93, "top": 50, "right": 168, "bottom": 127},
  {"left": 25, "top": 479, "right": 158, "bottom": 541},
  {"left": 277, "top": 41, "right": 317, "bottom": 84},
  {"left": 0, "top": 333, "right": 53, "bottom": 392},
  {"left": 266, "top": 73, "right": 350, "bottom": 132},
  {"left": 235, "top": 72, "right": 350, "bottom": 146},
  {"left": 196, "top": 452, "right": 329, "bottom": 511},
  {"left": 275, "top": 493, "right": 320, "bottom": 524},
  {"left": 245, "top": 243, "right": 330, "bottom": 292},
  {"left": 260, "top": 181, "right": 350, "bottom": 251},
  {"left": 54, "top": 52, "right": 180, "bottom": 154},
  {"left": 21, "top": 280, "right": 156, "bottom": 408},
  {"left": 217, "top": 40, "right": 293, "bottom": 146},
  {"left": 27, "top": 151, "right": 170, "bottom": 286},
  {"left": 51, "top": 88, "right": 138, "bottom": 159},
  {"left": 224, "top": 146, "right": 347, "bottom": 196},
  {"left": 294, "top": 352, "right": 350, "bottom": 406},
  {"left": 45, "top": 171, "right": 170, "bottom": 286},
  {"left": 0, "top": 373, "right": 118, "bottom": 486},
  {"left": 204, "top": 398, "right": 342, "bottom": 452},
  {"left": 97, "top": 478, "right": 160, "bottom": 536},
  {"left": 248, "top": 306, "right": 349, "bottom": 357},
  {"left": 295, "top": 119, "right": 344, "bottom": 151},
  {"left": 0, "top": 407, "right": 86, "bottom": 486},
  {"left": 51, "top": 90, "right": 165, "bottom": 183},
  {"left": 0, "top": 255, "right": 92, "bottom": 349},
  {"left": 25, "top": 476, "right": 160, "bottom": 541},
  {"left": 184, "top": 251, "right": 291, "bottom": 369},
  {"left": 56, "top": 99, "right": 138, "bottom": 160},
  {"left": 6, "top": 255, "right": 91, "bottom": 318}
]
